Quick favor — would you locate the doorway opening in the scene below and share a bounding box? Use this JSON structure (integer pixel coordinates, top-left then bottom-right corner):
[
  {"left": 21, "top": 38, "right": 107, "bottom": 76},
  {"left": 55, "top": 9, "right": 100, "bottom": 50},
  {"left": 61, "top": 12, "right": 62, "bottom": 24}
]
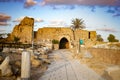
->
[{"left": 59, "top": 37, "right": 69, "bottom": 49}]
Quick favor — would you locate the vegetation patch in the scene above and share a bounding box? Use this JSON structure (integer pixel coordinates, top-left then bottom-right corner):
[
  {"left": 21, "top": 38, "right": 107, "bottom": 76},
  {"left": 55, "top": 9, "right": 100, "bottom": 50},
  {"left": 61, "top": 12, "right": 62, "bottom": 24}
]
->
[{"left": 52, "top": 39, "right": 59, "bottom": 44}]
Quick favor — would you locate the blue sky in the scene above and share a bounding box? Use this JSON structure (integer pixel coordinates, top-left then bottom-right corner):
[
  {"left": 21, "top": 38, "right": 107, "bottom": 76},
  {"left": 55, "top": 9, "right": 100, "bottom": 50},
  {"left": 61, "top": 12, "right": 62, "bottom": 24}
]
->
[{"left": 0, "top": 0, "right": 120, "bottom": 41}]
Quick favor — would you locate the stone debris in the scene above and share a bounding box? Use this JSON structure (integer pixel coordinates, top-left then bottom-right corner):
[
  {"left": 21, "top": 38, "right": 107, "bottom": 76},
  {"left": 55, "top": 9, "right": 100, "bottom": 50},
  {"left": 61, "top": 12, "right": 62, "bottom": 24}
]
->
[
  {"left": 30, "top": 46, "right": 52, "bottom": 68},
  {"left": 0, "top": 44, "right": 52, "bottom": 80},
  {"left": 0, "top": 56, "right": 13, "bottom": 77},
  {"left": 17, "top": 48, "right": 24, "bottom": 53},
  {"left": 14, "top": 60, "right": 21, "bottom": 68},
  {"left": 2, "top": 48, "right": 24, "bottom": 54},
  {"left": 0, "top": 56, "right": 4, "bottom": 63},
  {"left": 16, "top": 77, "right": 21, "bottom": 80},
  {"left": 42, "top": 59, "right": 51, "bottom": 64},
  {"left": 31, "top": 55, "right": 42, "bottom": 68},
  {"left": 37, "top": 47, "right": 49, "bottom": 55},
  {"left": 2, "top": 48, "right": 10, "bottom": 53},
  {"left": 39, "top": 55, "right": 48, "bottom": 59}
]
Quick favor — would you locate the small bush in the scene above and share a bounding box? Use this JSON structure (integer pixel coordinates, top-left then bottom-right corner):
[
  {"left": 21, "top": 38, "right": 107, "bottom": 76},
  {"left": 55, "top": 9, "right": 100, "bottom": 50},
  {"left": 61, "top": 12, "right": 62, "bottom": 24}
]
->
[
  {"left": 52, "top": 39, "right": 59, "bottom": 44},
  {"left": 14, "top": 36, "right": 20, "bottom": 43}
]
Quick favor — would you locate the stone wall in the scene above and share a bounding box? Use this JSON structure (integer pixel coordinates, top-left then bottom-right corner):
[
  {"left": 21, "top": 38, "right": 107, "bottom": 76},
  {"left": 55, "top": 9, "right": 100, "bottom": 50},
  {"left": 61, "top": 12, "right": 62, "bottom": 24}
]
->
[
  {"left": 37, "top": 27, "right": 73, "bottom": 41},
  {"left": 8, "top": 17, "right": 34, "bottom": 43},
  {"left": 87, "top": 48, "right": 120, "bottom": 65},
  {"left": 89, "top": 31, "right": 96, "bottom": 41},
  {"left": 36, "top": 27, "right": 96, "bottom": 48}
]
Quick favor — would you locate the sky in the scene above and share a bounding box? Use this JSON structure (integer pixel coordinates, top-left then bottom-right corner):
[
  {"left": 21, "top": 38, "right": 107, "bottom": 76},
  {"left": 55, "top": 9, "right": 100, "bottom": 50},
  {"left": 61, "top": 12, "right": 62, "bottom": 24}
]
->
[{"left": 0, "top": 0, "right": 120, "bottom": 41}]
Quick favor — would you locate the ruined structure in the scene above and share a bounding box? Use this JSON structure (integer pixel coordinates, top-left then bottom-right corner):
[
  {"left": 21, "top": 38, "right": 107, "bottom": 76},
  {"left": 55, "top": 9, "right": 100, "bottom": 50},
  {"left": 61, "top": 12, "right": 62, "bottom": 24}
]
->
[
  {"left": 8, "top": 17, "right": 96, "bottom": 49},
  {"left": 36, "top": 27, "right": 96, "bottom": 49},
  {"left": 8, "top": 17, "right": 34, "bottom": 43}
]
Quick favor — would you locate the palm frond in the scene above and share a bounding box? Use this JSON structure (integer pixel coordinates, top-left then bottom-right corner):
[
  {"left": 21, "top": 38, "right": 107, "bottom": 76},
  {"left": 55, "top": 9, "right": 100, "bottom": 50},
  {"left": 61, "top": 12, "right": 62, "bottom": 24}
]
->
[{"left": 71, "top": 18, "right": 85, "bottom": 30}]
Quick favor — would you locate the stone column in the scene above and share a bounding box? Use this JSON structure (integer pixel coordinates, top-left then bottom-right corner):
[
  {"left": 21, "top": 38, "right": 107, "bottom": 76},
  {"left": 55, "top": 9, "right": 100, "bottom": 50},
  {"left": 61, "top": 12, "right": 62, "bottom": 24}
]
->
[{"left": 21, "top": 50, "right": 31, "bottom": 80}]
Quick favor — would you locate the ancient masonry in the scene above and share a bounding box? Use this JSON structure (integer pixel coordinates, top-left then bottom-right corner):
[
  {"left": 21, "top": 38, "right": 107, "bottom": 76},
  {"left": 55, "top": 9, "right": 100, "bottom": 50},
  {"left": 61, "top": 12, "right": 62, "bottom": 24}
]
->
[
  {"left": 8, "top": 17, "right": 34, "bottom": 43},
  {"left": 8, "top": 17, "right": 96, "bottom": 49}
]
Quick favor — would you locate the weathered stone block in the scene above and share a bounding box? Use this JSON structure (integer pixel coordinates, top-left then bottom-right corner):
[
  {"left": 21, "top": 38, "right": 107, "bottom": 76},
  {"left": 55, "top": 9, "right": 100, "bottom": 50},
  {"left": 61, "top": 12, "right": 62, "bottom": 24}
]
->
[{"left": 0, "top": 56, "right": 13, "bottom": 77}]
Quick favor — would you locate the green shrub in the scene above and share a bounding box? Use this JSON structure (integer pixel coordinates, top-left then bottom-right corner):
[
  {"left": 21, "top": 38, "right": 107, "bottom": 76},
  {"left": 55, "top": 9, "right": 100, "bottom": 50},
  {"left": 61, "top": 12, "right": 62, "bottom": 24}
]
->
[
  {"left": 14, "top": 36, "right": 20, "bottom": 43},
  {"left": 52, "top": 39, "right": 59, "bottom": 44}
]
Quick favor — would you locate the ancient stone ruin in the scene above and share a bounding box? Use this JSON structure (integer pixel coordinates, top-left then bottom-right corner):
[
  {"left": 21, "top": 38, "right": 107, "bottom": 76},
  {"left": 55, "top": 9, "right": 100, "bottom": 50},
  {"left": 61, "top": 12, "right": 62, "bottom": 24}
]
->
[
  {"left": 8, "top": 16, "right": 96, "bottom": 49},
  {"left": 8, "top": 16, "right": 34, "bottom": 43}
]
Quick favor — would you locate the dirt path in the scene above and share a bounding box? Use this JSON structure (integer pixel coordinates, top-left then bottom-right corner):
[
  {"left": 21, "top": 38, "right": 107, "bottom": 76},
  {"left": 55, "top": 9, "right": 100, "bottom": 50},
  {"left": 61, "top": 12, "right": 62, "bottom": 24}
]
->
[{"left": 38, "top": 49, "right": 106, "bottom": 80}]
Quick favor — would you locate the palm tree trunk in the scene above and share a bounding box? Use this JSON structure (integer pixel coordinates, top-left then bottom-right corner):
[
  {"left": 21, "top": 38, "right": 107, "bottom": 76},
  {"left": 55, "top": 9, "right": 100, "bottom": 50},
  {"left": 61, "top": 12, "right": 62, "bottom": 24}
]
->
[{"left": 72, "top": 29, "right": 75, "bottom": 40}]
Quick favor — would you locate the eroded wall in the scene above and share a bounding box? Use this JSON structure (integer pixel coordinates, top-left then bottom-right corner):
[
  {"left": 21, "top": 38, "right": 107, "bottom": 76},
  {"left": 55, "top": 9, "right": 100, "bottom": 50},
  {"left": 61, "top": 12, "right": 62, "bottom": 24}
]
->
[{"left": 36, "top": 27, "right": 97, "bottom": 48}]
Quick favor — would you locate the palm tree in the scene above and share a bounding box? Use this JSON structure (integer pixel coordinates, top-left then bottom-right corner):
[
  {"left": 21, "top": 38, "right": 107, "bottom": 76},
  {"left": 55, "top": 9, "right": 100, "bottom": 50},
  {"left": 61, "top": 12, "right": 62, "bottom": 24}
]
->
[
  {"left": 71, "top": 18, "right": 85, "bottom": 53},
  {"left": 71, "top": 18, "right": 85, "bottom": 40},
  {"left": 71, "top": 18, "right": 85, "bottom": 30}
]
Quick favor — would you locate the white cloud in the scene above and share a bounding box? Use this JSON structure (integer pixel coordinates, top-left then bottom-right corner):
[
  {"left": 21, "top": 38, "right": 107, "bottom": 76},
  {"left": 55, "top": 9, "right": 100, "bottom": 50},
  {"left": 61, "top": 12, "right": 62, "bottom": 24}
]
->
[
  {"left": 96, "top": 27, "right": 119, "bottom": 32},
  {"left": 47, "top": 20, "right": 67, "bottom": 27},
  {"left": 24, "top": 0, "right": 37, "bottom": 8},
  {"left": 40, "top": 0, "right": 118, "bottom": 6},
  {"left": 39, "top": 0, "right": 120, "bottom": 16},
  {"left": 0, "top": 29, "right": 6, "bottom": 32},
  {"left": 0, "top": 22, "right": 9, "bottom": 26},
  {"left": 13, "top": 16, "right": 24, "bottom": 22},
  {"left": 35, "top": 18, "right": 44, "bottom": 22},
  {"left": 0, "top": 13, "right": 11, "bottom": 26},
  {"left": 13, "top": 16, "right": 44, "bottom": 23}
]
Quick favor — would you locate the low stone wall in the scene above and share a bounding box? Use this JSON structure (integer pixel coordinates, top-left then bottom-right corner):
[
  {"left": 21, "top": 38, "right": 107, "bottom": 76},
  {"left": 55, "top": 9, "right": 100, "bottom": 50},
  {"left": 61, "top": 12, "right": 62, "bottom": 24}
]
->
[{"left": 87, "top": 48, "right": 120, "bottom": 65}]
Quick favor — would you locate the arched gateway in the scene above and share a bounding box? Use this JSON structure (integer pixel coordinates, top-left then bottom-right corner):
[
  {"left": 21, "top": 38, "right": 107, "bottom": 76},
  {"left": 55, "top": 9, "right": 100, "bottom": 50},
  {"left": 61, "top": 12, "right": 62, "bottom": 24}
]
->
[{"left": 59, "top": 37, "right": 69, "bottom": 49}]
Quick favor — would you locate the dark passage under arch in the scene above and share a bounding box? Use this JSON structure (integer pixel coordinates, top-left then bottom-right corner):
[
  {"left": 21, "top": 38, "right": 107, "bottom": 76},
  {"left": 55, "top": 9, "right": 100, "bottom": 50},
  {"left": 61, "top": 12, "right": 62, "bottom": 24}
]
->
[{"left": 59, "top": 38, "right": 69, "bottom": 49}]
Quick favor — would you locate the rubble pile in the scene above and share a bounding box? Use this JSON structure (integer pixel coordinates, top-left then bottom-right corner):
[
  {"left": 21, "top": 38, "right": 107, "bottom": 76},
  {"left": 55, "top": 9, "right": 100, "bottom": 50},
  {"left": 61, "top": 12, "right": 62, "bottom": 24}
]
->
[{"left": 0, "top": 46, "right": 52, "bottom": 80}]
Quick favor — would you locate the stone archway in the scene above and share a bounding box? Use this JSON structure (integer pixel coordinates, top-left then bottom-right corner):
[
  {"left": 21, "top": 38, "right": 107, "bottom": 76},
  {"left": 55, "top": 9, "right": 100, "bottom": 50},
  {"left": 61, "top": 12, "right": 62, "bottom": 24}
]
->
[{"left": 59, "top": 37, "right": 69, "bottom": 49}]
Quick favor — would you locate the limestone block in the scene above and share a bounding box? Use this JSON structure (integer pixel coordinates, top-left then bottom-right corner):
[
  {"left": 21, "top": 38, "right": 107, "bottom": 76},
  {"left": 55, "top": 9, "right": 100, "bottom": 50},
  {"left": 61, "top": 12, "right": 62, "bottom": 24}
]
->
[
  {"left": 37, "top": 48, "right": 46, "bottom": 55},
  {"left": 40, "top": 55, "right": 48, "bottom": 59},
  {"left": 0, "top": 56, "right": 13, "bottom": 77},
  {"left": 105, "top": 66, "right": 120, "bottom": 80},
  {"left": 0, "top": 56, "right": 4, "bottom": 63},
  {"left": 31, "top": 59, "right": 42, "bottom": 67},
  {"left": 34, "top": 50, "right": 40, "bottom": 55},
  {"left": 2, "top": 48, "right": 10, "bottom": 53},
  {"left": 15, "top": 60, "right": 21, "bottom": 67},
  {"left": 10, "top": 48, "right": 17, "bottom": 53},
  {"left": 17, "top": 48, "right": 24, "bottom": 53},
  {"left": 26, "top": 48, "right": 34, "bottom": 56},
  {"left": 17, "top": 77, "right": 21, "bottom": 80},
  {"left": 31, "top": 55, "right": 42, "bottom": 67},
  {"left": 42, "top": 59, "right": 50, "bottom": 64}
]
